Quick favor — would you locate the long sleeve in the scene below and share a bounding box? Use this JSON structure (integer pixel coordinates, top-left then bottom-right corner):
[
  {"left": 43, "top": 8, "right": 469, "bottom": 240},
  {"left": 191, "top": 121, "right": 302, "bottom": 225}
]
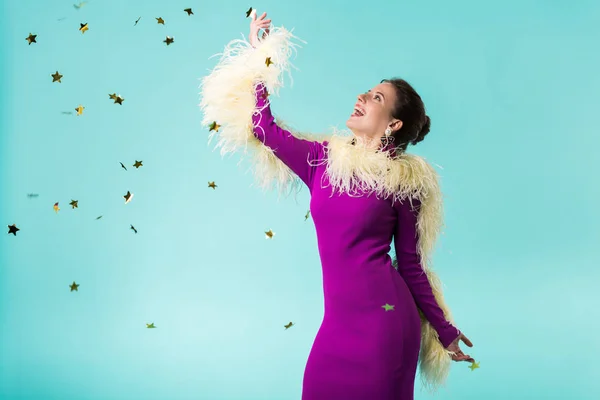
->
[
  {"left": 252, "top": 83, "right": 321, "bottom": 188},
  {"left": 393, "top": 198, "right": 461, "bottom": 349}
]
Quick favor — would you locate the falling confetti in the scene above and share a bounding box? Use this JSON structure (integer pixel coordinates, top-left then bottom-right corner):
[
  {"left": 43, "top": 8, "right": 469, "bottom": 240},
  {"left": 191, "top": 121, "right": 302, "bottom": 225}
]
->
[
  {"left": 133, "top": 160, "right": 142, "bottom": 168},
  {"left": 184, "top": 8, "right": 193, "bottom": 16},
  {"left": 75, "top": 105, "right": 84, "bottom": 115},
  {"left": 70, "top": 281, "right": 79, "bottom": 291},
  {"left": 265, "top": 57, "right": 273, "bottom": 67},
  {"left": 245, "top": 7, "right": 253, "bottom": 18},
  {"left": 146, "top": 323, "right": 156, "bottom": 328},
  {"left": 209, "top": 121, "right": 220, "bottom": 132},
  {"left": 124, "top": 191, "right": 133, "bottom": 204},
  {"left": 73, "top": 2, "right": 87, "bottom": 10},
  {"left": 61, "top": 111, "right": 73, "bottom": 115},
  {"left": 79, "top": 23, "right": 88, "bottom": 34},
  {"left": 7, "top": 224, "right": 19, "bottom": 236},
  {"left": 113, "top": 95, "right": 124, "bottom": 105},
  {"left": 469, "top": 361, "right": 480, "bottom": 371},
  {"left": 134, "top": 17, "right": 141, "bottom": 26},
  {"left": 382, "top": 304, "right": 395, "bottom": 311},
  {"left": 164, "top": 36, "right": 174, "bottom": 45},
  {"left": 120, "top": 162, "right": 127, "bottom": 171},
  {"left": 208, "top": 181, "right": 217, "bottom": 189},
  {"left": 265, "top": 229, "right": 274, "bottom": 239},
  {"left": 51, "top": 71, "right": 63, "bottom": 82},
  {"left": 156, "top": 17, "right": 165, "bottom": 25},
  {"left": 26, "top": 33, "right": 37, "bottom": 45},
  {"left": 69, "top": 200, "right": 78, "bottom": 209},
  {"left": 53, "top": 202, "right": 60, "bottom": 213},
  {"left": 305, "top": 210, "right": 310, "bottom": 221},
  {"left": 96, "top": 215, "right": 102, "bottom": 220},
  {"left": 27, "top": 193, "right": 39, "bottom": 198},
  {"left": 284, "top": 322, "right": 294, "bottom": 330},
  {"left": 130, "top": 225, "right": 137, "bottom": 234}
]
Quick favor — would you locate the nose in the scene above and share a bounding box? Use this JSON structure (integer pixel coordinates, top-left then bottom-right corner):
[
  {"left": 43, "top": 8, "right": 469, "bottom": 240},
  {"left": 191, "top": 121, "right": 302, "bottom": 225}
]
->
[{"left": 356, "top": 93, "right": 365, "bottom": 103}]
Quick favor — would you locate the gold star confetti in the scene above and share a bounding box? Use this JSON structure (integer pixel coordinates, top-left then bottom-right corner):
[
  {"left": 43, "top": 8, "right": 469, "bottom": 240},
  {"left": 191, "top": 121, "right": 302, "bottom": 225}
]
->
[
  {"left": 382, "top": 304, "right": 395, "bottom": 311},
  {"left": 130, "top": 225, "right": 137, "bottom": 234},
  {"left": 51, "top": 71, "right": 63, "bottom": 82},
  {"left": 133, "top": 160, "right": 142, "bottom": 168},
  {"left": 305, "top": 210, "right": 310, "bottom": 221},
  {"left": 156, "top": 17, "right": 165, "bottom": 25},
  {"left": 164, "top": 36, "right": 174, "bottom": 45},
  {"left": 124, "top": 191, "right": 133, "bottom": 204},
  {"left": 284, "top": 322, "right": 294, "bottom": 330},
  {"left": 114, "top": 95, "right": 124, "bottom": 105},
  {"left": 8, "top": 224, "right": 19, "bottom": 236},
  {"left": 469, "top": 361, "right": 480, "bottom": 371},
  {"left": 109, "top": 93, "right": 118, "bottom": 100},
  {"left": 79, "top": 23, "right": 88, "bottom": 34},
  {"left": 69, "top": 200, "right": 78, "bottom": 209},
  {"left": 26, "top": 33, "right": 37, "bottom": 45},
  {"left": 208, "top": 181, "right": 217, "bottom": 189},
  {"left": 245, "top": 7, "right": 253, "bottom": 18},
  {"left": 73, "top": 2, "right": 87, "bottom": 10},
  {"left": 209, "top": 121, "right": 220, "bottom": 132},
  {"left": 184, "top": 8, "right": 193, "bottom": 15},
  {"left": 75, "top": 105, "right": 84, "bottom": 115},
  {"left": 265, "top": 57, "right": 273, "bottom": 67},
  {"left": 53, "top": 202, "right": 60, "bottom": 213},
  {"left": 146, "top": 323, "right": 156, "bottom": 328},
  {"left": 265, "top": 229, "right": 274, "bottom": 239},
  {"left": 120, "top": 162, "right": 127, "bottom": 171},
  {"left": 69, "top": 281, "right": 79, "bottom": 291}
]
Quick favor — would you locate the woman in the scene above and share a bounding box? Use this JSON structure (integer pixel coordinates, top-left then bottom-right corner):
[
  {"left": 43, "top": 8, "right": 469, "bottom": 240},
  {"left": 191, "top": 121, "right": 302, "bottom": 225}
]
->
[{"left": 199, "top": 11, "right": 475, "bottom": 400}]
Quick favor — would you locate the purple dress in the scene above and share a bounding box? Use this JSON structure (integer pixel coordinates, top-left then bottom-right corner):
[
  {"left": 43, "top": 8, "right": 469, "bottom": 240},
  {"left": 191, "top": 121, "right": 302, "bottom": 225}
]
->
[{"left": 252, "top": 84, "right": 460, "bottom": 399}]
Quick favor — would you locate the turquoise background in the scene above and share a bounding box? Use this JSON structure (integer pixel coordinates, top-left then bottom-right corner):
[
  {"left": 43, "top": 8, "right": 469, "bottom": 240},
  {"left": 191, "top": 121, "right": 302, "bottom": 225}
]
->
[{"left": 2, "top": 0, "right": 599, "bottom": 399}]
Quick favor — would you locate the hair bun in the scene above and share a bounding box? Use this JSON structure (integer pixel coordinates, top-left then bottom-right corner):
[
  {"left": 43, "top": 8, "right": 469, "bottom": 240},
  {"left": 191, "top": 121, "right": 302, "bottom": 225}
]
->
[{"left": 411, "top": 116, "right": 430, "bottom": 145}]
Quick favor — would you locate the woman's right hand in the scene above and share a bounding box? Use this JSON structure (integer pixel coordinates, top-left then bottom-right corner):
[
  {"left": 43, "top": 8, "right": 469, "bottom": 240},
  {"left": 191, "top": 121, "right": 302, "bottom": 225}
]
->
[{"left": 249, "top": 10, "right": 271, "bottom": 48}]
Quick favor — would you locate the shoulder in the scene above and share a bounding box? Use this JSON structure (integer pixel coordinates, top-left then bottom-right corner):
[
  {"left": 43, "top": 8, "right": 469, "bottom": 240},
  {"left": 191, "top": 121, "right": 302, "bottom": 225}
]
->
[{"left": 389, "top": 152, "right": 441, "bottom": 203}]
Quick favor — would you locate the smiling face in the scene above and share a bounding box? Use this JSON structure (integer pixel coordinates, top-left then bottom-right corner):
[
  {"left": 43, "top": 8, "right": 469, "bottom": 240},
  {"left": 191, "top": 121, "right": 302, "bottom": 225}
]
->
[{"left": 346, "top": 82, "right": 402, "bottom": 145}]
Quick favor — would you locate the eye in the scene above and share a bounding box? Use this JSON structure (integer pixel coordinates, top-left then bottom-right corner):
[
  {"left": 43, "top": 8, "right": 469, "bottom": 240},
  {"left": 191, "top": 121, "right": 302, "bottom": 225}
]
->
[{"left": 374, "top": 94, "right": 381, "bottom": 101}]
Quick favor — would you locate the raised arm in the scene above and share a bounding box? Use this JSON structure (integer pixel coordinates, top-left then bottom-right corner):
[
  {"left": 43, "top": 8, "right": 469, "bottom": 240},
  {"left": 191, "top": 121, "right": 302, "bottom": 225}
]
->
[{"left": 393, "top": 198, "right": 461, "bottom": 349}]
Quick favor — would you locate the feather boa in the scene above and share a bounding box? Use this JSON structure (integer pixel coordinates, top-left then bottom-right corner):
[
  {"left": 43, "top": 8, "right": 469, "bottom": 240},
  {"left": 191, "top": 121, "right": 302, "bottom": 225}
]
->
[{"left": 199, "top": 26, "right": 458, "bottom": 394}]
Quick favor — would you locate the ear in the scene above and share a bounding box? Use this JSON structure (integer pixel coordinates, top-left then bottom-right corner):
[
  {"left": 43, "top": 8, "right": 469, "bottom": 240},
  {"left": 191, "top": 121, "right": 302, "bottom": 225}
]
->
[{"left": 390, "top": 119, "right": 403, "bottom": 132}]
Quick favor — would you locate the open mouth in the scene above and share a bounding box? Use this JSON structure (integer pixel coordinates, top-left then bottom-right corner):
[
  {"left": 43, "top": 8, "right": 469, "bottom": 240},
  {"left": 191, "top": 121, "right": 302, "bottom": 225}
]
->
[{"left": 351, "top": 107, "right": 365, "bottom": 117}]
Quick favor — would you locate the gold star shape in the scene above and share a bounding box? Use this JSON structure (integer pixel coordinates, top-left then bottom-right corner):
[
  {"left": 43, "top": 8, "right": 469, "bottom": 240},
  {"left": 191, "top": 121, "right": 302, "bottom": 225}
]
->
[
  {"left": 265, "top": 57, "right": 273, "bottom": 67},
  {"left": 53, "top": 202, "right": 60, "bottom": 213},
  {"left": 133, "top": 160, "right": 143, "bottom": 168},
  {"left": 164, "top": 36, "right": 174, "bottom": 45},
  {"left": 184, "top": 8, "right": 193, "bottom": 15},
  {"left": 114, "top": 95, "right": 124, "bottom": 105},
  {"left": 109, "top": 93, "right": 118, "bottom": 100},
  {"left": 469, "top": 361, "right": 480, "bottom": 371},
  {"left": 209, "top": 121, "right": 220, "bottom": 132},
  {"left": 265, "top": 229, "right": 275, "bottom": 239},
  {"left": 146, "top": 323, "right": 156, "bottom": 328},
  {"left": 69, "top": 281, "right": 79, "bottom": 291},
  {"left": 79, "top": 23, "right": 88, "bottom": 34},
  {"left": 75, "top": 105, "right": 84, "bottom": 115},
  {"left": 245, "top": 7, "right": 253, "bottom": 18},
  {"left": 52, "top": 71, "right": 63, "bottom": 82},
  {"left": 69, "top": 200, "right": 78, "bottom": 209},
  {"left": 124, "top": 191, "right": 133, "bottom": 204},
  {"left": 26, "top": 33, "right": 37, "bottom": 45},
  {"left": 156, "top": 17, "right": 165, "bottom": 25},
  {"left": 208, "top": 181, "right": 217, "bottom": 189},
  {"left": 8, "top": 224, "right": 20, "bottom": 236},
  {"left": 284, "top": 322, "right": 294, "bottom": 329},
  {"left": 382, "top": 303, "right": 395, "bottom": 311}
]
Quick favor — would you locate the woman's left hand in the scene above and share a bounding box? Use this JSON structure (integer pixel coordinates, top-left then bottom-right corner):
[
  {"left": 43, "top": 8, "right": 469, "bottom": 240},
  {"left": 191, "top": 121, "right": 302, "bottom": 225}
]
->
[{"left": 446, "top": 333, "right": 475, "bottom": 362}]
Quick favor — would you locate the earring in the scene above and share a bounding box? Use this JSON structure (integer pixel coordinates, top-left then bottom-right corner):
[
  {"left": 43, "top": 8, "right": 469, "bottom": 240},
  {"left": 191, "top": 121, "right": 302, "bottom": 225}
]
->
[{"left": 384, "top": 127, "right": 392, "bottom": 136}]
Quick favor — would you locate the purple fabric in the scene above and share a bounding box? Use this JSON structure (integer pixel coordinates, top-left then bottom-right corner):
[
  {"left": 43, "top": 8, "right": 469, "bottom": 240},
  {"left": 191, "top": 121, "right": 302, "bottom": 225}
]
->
[{"left": 251, "top": 83, "right": 460, "bottom": 399}]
